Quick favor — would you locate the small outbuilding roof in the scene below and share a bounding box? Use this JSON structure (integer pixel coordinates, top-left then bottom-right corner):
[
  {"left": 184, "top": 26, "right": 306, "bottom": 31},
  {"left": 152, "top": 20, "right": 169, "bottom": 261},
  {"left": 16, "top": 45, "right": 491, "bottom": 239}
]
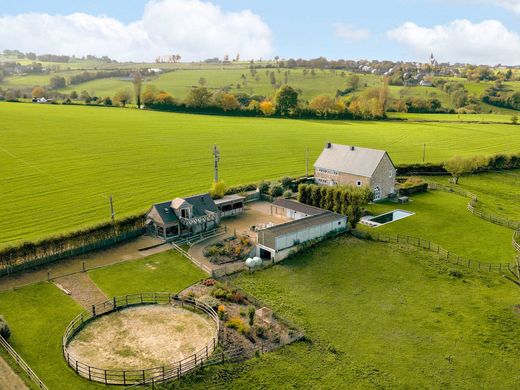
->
[
  {"left": 314, "top": 143, "right": 393, "bottom": 178},
  {"left": 271, "top": 199, "right": 327, "bottom": 216},
  {"left": 147, "top": 193, "right": 218, "bottom": 225}
]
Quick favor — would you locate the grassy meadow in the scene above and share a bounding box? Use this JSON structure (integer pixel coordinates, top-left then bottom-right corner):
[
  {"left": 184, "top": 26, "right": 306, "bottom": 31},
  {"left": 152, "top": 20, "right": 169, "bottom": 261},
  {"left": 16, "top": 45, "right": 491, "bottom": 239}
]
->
[
  {"left": 425, "top": 170, "right": 520, "bottom": 221},
  {"left": 89, "top": 250, "right": 206, "bottom": 297},
  {"left": 360, "top": 191, "right": 516, "bottom": 263},
  {"left": 170, "top": 237, "right": 520, "bottom": 389},
  {"left": 1, "top": 103, "right": 519, "bottom": 247},
  {"left": 0, "top": 250, "right": 206, "bottom": 390}
]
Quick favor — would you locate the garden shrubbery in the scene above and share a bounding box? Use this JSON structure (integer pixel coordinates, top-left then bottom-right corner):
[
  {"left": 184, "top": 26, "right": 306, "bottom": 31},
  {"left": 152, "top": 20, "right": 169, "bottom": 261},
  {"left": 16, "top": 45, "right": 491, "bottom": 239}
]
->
[
  {"left": 0, "top": 315, "right": 10, "bottom": 340},
  {"left": 398, "top": 177, "right": 428, "bottom": 196}
]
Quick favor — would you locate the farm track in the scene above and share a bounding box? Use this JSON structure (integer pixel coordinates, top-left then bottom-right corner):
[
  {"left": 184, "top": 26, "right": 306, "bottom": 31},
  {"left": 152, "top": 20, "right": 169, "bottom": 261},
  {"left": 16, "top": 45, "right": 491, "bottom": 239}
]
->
[
  {"left": 0, "top": 355, "right": 29, "bottom": 390},
  {"left": 53, "top": 272, "right": 108, "bottom": 309}
]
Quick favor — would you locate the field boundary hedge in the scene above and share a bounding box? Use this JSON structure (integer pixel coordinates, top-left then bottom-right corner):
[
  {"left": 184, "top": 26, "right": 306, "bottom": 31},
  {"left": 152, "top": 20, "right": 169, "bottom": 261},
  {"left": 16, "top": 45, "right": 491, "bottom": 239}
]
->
[
  {"left": 0, "top": 214, "right": 146, "bottom": 277},
  {"left": 351, "top": 229, "right": 514, "bottom": 273}
]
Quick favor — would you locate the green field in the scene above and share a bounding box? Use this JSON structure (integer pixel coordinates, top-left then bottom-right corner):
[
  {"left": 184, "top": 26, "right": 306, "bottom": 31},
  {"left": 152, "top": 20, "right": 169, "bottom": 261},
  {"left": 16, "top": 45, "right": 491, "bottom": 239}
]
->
[
  {"left": 0, "top": 250, "right": 205, "bottom": 390},
  {"left": 170, "top": 237, "right": 520, "bottom": 389},
  {"left": 1, "top": 102, "right": 519, "bottom": 247},
  {"left": 360, "top": 191, "right": 516, "bottom": 263},
  {"left": 89, "top": 250, "right": 206, "bottom": 297},
  {"left": 0, "top": 283, "right": 102, "bottom": 390},
  {"left": 426, "top": 170, "right": 520, "bottom": 221}
]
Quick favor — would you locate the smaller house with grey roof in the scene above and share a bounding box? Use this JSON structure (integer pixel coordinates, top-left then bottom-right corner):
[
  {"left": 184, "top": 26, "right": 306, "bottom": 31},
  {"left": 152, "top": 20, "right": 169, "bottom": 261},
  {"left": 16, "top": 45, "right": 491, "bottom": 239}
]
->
[
  {"left": 145, "top": 193, "right": 244, "bottom": 240},
  {"left": 314, "top": 143, "right": 396, "bottom": 200}
]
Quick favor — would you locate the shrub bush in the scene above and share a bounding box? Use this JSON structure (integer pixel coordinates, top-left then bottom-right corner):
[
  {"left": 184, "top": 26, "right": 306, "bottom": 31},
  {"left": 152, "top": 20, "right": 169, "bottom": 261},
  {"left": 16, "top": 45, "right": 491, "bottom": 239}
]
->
[
  {"left": 398, "top": 177, "right": 428, "bottom": 196},
  {"left": 225, "top": 317, "right": 251, "bottom": 335},
  {"left": 217, "top": 305, "right": 226, "bottom": 320},
  {"left": 0, "top": 315, "right": 10, "bottom": 340},
  {"left": 257, "top": 180, "right": 270, "bottom": 194},
  {"left": 269, "top": 183, "right": 284, "bottom": 197},
  {"left": 248, "top": 305, "right": 256, "bottom": 326},
  {"left": 198, "top": 295, "right": 220, "bottom": 308},
  {"left": 283, "top": 190, "right": 293, "bottom": 199},
  {"left": 209, "top": 181, "right": 227, "bottom": 199},
  {"left": 280, "top": 176, "right": 293, "bottom": 189}
]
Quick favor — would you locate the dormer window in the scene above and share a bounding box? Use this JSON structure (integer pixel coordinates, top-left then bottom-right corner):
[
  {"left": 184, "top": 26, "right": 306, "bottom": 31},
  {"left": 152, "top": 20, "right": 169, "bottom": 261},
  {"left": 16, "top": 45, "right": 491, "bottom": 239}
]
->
[{"left": 181, "top": 208, "right": 190, "bottom": 218}]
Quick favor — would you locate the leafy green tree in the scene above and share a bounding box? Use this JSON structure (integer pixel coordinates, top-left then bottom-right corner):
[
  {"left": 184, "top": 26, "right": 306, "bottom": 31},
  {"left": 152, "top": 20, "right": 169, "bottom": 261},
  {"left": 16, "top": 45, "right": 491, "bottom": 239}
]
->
[
  {"left": 269, "top": 183, "right": 284, "bottom": 197},
  {"left": 142, "top": 85, "right": 159, "bottom": 106},
  {"left": 113, "top": 90, "right": 132, "bottom": 107},
  {"left": 102, "top": 96, "right": 112, "bottom": 106},
  {"left": 210, "top": 181, "right": 227, "bottom": 199},
  {"left": 198, "top": 77, "right": 207, "bottom": 87},
  {"left": 443, "top": 155, "right": 488, "bottom": 184},
  {"left": 275, "top": 85, "right": 299, "bottom": 116},
  {"left": 346, "top": 74, "right": 361, "bottom": 91},
  {"left": 49, "top": 75, "right": 66, "bottom": 89},
  {"left": 297, "top": 184, "right": 308, "bottom": 204},
  {"left": 280, "top": 176, "right": 293, "bottom": 189},
  {"left": 185, "top": 87, "right": 213, "bottom": 108},
  {"left": 310, "top": 185, "right": 321, "bottom": 207},
  {"left": 69, "top": 90, "right": 78, "bottom": 100}
]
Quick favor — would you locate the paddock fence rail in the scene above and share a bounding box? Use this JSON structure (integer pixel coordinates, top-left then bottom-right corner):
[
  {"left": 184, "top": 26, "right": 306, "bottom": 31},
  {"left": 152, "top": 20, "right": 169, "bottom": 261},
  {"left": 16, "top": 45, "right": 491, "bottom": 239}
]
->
[
  {"left": 427, "top": 183, "right": 519, "bottom": 230},
  {"left": 514, "top": 230, "right": 520, "bottom": 254},
  {"left": 62, "top": 293, "right": 219, "bottom": 386},
  {"left": 171, "top": 243, "right": 213, "bottom": 274},
  {"left": 0, "top": 335, "right": 49, "bottom": 390},
  {"left": 351, "top": 229, "right": 514, "bottom": 273}
]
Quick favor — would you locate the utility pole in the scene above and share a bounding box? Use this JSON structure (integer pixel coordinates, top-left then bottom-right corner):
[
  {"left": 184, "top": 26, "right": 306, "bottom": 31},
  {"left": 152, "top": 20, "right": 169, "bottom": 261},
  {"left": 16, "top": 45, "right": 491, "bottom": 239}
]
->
[
  {"left": 422, "top": 144, "right": 426, "bottom": 163},
  {"left": 306, "top": 147, "right": 309, "bottom": 178},
  {"left": 213, "top": 144, "right": 220, "bottom": 183},
  {"left": 109, "top": 195, "right": 115, "bottom": 224}
]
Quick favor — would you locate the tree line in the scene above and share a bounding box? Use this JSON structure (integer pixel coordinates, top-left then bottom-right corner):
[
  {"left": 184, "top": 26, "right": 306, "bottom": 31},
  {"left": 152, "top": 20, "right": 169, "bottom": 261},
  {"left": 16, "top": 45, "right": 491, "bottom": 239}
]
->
[{"left": 297, "top": 184, "right": 373, "bottom": 227}]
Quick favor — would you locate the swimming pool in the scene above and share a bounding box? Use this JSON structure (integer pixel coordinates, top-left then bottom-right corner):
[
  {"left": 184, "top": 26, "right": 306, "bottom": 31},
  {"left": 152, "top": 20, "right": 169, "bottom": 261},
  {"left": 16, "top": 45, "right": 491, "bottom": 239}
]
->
[{"left": 364, "top": 209, "right": 414, "bottom": 227}]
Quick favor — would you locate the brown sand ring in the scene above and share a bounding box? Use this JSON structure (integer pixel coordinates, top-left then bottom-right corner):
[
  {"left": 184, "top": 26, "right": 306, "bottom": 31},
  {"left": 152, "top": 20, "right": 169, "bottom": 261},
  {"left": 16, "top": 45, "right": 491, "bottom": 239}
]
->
[{"left": 62, "top": 293, "right": 219, "bottom": 385}]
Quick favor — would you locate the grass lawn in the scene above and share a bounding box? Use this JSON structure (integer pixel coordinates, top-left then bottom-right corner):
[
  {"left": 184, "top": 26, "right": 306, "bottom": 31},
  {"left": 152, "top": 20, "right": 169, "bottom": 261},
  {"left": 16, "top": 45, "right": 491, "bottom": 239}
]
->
[
  {"left": 170, "top": 236, "right": 520, "bottom": 389},
  {"left": 0, "top": 283, "right": 103, "bottom": 390},
  {"left": 88, "top": 250, "right": 207, "bottom": 297},
  {"left": 425, "top": 170, "right": 520, "bottom": 221},
  {"left": 1, "top": 103, "right": 519, "bottom": 247},
  {"left": 360, "top": 191, "right": 515, "bottom": 263}
]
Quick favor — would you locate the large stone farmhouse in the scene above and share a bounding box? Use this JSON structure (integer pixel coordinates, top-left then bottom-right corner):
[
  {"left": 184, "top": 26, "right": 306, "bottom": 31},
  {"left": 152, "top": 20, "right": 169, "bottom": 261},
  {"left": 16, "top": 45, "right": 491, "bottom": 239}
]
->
[
  {"left": 314, "top": 143, "right": 396, "bottom": 200},
  {"left": 146, "top": 193, "right": 244, "bottom": 240}
]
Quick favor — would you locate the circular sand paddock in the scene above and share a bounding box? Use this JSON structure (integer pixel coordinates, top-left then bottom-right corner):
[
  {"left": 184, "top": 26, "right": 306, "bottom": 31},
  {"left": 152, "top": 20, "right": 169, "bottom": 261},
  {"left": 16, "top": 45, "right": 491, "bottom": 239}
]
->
[{"left": 63, "top": 294, "right": 219, "bottom": 385}]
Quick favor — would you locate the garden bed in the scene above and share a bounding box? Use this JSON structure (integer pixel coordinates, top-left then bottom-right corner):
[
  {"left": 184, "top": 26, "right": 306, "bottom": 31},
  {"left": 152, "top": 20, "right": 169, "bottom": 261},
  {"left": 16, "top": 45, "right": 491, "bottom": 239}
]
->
[
  {"left": 179, "top": 279, "right": 301, "bottom": 357},
  {"left": 203, "top": 235, "right": 254, "bottom": 265}
]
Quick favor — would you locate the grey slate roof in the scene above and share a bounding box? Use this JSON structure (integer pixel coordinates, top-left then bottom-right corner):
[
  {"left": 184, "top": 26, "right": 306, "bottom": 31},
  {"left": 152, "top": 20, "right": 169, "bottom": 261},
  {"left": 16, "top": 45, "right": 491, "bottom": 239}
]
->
[
  {"left": 272, "top": 199, "right": 327, "bottom": 216},
  {"left": 147, "top": 193, "right": 218, "bottom": 225},
  {"left": 314, "top": 144, "right": 391, "bottom": 178}
]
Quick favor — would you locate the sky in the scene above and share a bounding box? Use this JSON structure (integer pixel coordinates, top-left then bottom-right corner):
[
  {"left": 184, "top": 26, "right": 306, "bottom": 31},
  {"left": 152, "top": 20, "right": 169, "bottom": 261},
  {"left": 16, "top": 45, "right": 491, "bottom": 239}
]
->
[{"left": 1, "top": 0, "right": 520, "bottom": 65}]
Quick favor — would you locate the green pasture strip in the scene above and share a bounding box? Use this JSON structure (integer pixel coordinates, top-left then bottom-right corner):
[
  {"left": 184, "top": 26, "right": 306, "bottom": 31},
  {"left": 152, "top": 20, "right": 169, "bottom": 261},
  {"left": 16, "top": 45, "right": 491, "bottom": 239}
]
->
[
  {"left": 0, "top": 283, "right": 103, "bottom": 390},
  {"left": 88, "top": 250, "right": 206, "bottom": 297},
  {"left": 425, "top": 170, "right": 520, "bottom": 221},
  {"left": 172, "top": 237, "right": 520, "bottom": 389},
  {"left": 360, "top": 191, "right": 515, "bottom": 263}
]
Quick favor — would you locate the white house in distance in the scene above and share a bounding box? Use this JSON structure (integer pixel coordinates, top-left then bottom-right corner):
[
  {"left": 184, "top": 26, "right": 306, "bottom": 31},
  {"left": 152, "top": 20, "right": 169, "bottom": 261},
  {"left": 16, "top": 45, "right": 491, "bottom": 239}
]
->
[{"left": 314, "top": 143, "right": 396, "bottom": 201}]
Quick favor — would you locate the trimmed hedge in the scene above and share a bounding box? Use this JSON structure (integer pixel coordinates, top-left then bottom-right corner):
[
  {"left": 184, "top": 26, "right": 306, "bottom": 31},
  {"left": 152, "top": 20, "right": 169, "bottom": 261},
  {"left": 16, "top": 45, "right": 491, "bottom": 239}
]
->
[{"left": 399, "top": 182, "right": 428, "bottom": 196}]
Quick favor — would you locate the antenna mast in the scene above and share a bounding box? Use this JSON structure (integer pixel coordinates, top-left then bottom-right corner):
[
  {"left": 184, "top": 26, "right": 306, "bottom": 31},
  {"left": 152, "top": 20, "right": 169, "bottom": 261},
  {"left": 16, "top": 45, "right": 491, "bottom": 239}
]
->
[{"left": 213, "top": 144, "right": 220, "bottom": 183}]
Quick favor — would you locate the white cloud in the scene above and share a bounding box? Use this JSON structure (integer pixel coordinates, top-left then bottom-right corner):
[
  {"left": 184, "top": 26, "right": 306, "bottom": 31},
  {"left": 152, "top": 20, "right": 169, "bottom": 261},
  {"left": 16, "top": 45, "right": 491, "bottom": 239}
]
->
[
  {"left": 0, "top": 0, "right": 273, "bottom": 61},
  {"left": 334, "top": 23, "right": 370, "bottom": 42},
  {"left": 387, "top": 19, "right": 520, "bottom": 65},
  {"left": 485, "top": 0, "right": 520, "bottom": 14}
]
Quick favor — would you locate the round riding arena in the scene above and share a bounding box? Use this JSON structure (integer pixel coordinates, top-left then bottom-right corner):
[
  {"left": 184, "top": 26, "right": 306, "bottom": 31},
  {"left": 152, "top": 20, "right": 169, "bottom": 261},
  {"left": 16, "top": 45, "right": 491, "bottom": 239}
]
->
[{"left": 62, "top": 293, "right": 219, "bottom": 386}]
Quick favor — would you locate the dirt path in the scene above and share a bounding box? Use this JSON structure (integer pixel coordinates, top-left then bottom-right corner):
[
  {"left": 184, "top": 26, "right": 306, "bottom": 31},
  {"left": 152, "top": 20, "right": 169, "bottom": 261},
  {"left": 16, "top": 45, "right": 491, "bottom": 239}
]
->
[
  {"left": 53, "top": 272, "right": 108, "bottom": 309},
  {"left": 0, "top": 355, "right": 29, "bottom": 390},
  {"left": 0, "top": 235, "right": 167, "bottom": 292}
]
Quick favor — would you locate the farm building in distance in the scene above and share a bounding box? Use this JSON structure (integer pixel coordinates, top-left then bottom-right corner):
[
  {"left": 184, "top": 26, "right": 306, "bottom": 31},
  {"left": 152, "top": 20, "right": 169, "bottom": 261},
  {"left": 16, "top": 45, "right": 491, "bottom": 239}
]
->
[
  {"left": 146, "top": 193, "right": 244, "bottom": 240},
  {"left": 314, "top": 143, "right": 396, "bottom": 200},
  {"left": 257, "top": 199, "right": 347, "bottom": 261}
]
